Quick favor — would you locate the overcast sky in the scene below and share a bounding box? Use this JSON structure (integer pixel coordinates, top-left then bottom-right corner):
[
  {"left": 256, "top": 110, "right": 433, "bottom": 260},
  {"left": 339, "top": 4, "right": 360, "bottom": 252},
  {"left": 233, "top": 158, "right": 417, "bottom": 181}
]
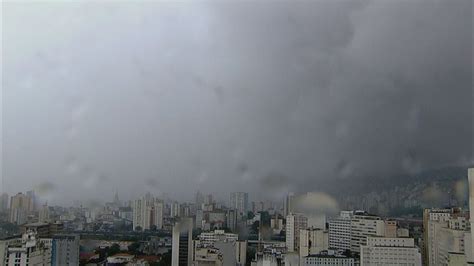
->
[{"left": 2, "top": 0, "right": 473, "bottom": 204}]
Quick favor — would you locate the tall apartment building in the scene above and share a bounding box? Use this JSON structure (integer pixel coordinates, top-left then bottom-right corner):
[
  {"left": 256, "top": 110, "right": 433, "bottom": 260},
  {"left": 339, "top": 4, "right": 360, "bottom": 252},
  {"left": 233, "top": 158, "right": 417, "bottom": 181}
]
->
[
  {"left": 230, "top": 192, "right": 249, "bottom": 215},
  {"left": 329, "top": 211, "right": 353, "bottom": 251},
  {"left": 39, "top": 203, "right": 50, "bottom": 223},
  {"left": 286, "top": 213, "right": 308, "bottom": 253},
  {"left": 171, "top": 202, "right": 180, "bottom": 218},
  {"left": 172, "top": 218, "right": 193, "bottom": 266},
  {"left": 360, "top": 237, "right": 421, "bottom": 266},
  {"left": 284, "top": 193, "right": 295, "bottom": 217},
  {"left": 51, "top": 234, "right": 80, "bottom": 266},
  {"left": 132, "top": 196, "right": 163, "bottom": 231},
  {"left": 0, "top": 193, "right": 8, "bottom": 212},
  {"left": 299, "top": 228, "right": 328, "bottom": 258},
  {"left": 9, "top": 192, "right": 33, "bottom": 225}
]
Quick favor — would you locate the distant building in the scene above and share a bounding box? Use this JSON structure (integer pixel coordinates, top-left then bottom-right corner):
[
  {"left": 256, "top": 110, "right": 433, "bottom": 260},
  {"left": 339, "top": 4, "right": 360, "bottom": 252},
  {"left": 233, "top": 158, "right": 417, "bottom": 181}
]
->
[
  {"left": 286, "top": 213, "right": 308, "bottom": 253},
  {"left": 172, "top": 217, "right": 193, "bottom": 266},
  {"left": 360, "top": 237, "right": 421, "bottom": 265},
  {"left": 132, "top": 196, "right": 163, "bottom": 230},
  {"left": 284, "top": 193, "right": 295, "bottom": 217},
  {"left": 230, "top": 192, "right": 249, "bottom": 215},
  {"left": 9, "top": 192, "right": 33, "bottom": 225},
  {"left": 38, "top": 203, "right": 51, "bottom": 223},
  {"left": 226, "top": 209, "right": 237, "bottom": 232},
  {"left": 20, "top": 222, "right": 64, "bottom": 238},
  {"left": 0, "top": 193, "right": 8, "bottom": 212},
  {"left": 171, "top": 202, "right": 180, "bottom": 218}
]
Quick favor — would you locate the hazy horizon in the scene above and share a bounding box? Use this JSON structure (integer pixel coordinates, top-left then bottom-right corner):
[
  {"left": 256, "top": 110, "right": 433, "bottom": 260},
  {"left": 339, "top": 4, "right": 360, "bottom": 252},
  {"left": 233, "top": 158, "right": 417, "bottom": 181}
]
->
[{"left": 2, "top": 1, "right": 473, "bottom": 205}]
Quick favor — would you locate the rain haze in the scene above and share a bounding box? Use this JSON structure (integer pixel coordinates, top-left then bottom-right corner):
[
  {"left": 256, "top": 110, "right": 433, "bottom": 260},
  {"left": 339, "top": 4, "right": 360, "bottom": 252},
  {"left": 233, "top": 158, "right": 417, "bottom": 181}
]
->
[{"left": 2, "top": 1, "right": 473, "bottom": 205}]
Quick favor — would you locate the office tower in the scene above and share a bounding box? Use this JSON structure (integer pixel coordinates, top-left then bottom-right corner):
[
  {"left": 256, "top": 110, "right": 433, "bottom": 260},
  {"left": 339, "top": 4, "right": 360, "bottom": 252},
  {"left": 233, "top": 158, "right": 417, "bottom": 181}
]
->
[
  {"left": 39, "top": 203, "right": 50, "bottom": 223},
  {"left": 51, "top": 235, "right": 80, "bottom": 266},
  {"left": 284, "top": 192, "right": 295, "bottom": 217},
  {"left": 349, "top": 211, "right": 385, "bottom": 253},
  {"left": 9, "top": 192, "right": 33, "bottom": 225},
  {"left": 299, "top": 228, "right": 328, "bottom": 258},
  {"left": 0, "top": 193, "right": 8, "bottom": 212},
  {"left": 230, "top": 192, "right": 249, "bottom": 215},
  {"left": 133, "top": 196, "right": 163, "bottom": 230},
  {"left": 286, "top": 213, "right": 308, "bottom": 253},
  {"left": 328, "top": 211, "right": 353, "bottom": 251},
  {"left": 360, "top": 237, "right": 421, "bottom": 265},
  {"left": 172, "top": 217, "right": 193, "bottom": 266}
]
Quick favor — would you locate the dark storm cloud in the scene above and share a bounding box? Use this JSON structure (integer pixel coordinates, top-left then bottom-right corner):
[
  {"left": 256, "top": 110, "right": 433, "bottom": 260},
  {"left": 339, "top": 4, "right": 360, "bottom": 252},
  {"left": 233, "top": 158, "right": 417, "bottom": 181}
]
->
[{"left": 2, "top": 0, "right": 472, "bottom": 203}]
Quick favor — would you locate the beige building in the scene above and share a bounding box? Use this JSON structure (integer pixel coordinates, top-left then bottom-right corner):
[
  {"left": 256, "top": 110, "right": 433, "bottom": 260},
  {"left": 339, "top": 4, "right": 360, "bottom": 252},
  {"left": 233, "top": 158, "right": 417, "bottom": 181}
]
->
[
  {"left": 360, "top": 237, "right": 421, "bottom": 266},
  {"left": 286, "top": 213, "right": 308, "bottom": 253},
  {"left": 9, "top": 193, "right": 33, "bottom": 225},
  {"left": 299, "top": 228, "right": 328, "bottom": 258}
]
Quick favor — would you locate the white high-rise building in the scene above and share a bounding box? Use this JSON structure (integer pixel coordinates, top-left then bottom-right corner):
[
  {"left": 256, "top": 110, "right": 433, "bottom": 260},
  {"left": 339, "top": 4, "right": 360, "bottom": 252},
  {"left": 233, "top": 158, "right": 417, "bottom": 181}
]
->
[
  {"left": 286, "top": 213, "right": 308, "bottom": 253},
  {"left": 172, "top": 218, "right": 193, "bottom": 266},
  {"left": 329, "top": 211, "right": 353, "bottom": 251},
  {"left": 350, "top": 211, "right": 385, "bottom": 253},
  {"left": 299, "top": 228, "right": 328, "bottom": 258},
  {"left": 230, "top": 192, "right": 249, "bottom": 215},
  {"left": 360, "top": 237, "right": 421, "bottom": 266},
  {"left": 171, "top": 202, "right": 180, "bottom": 218},
  {"left": 132, "top": 196, "right": 163, "bottom": 231}
]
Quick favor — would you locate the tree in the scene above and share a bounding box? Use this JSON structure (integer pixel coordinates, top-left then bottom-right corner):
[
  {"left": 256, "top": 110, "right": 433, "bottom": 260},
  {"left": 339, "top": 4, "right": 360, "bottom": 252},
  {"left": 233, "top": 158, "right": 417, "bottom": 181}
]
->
[
  {"left": 108, "top": 244, "right": 121, "bottom": 256},
  {"left": 158, "top": 251, "right": 172, "bottom": 266},
  {"left": 247, "top": 211, "right": 255, "bottom": 219}
]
